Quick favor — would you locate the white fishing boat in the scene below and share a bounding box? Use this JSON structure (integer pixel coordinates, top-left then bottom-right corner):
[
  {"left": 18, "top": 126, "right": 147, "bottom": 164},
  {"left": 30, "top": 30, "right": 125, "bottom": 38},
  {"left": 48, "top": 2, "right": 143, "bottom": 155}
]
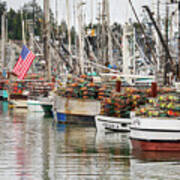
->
[
  {"left": 26, "top": 80, "right": 54, "bottom": 113},
  {"left": 129, "top": 88, "right": 180, "bottom": 151},
  {"left": 130, "top": 117, "right": 180, "bottom": 151},
  {"left": 95, "top": 115, "right": 131, "bottom": 132},
  {"left": 9, "top": 93, "right": 28, "bottom": 109},
  {"left": 10, "top": 99, "right": 27, "bottom": 108}
]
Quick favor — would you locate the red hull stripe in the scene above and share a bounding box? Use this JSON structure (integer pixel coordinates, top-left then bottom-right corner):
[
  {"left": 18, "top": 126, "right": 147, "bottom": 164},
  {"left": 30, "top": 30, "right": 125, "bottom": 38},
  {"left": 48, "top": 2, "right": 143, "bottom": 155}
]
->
[
  {"left": 130, "top": 137, "right": 180, "bottom": 142},
  {"left": 131, "top": 139, "right": 180, "bottom": 151}
]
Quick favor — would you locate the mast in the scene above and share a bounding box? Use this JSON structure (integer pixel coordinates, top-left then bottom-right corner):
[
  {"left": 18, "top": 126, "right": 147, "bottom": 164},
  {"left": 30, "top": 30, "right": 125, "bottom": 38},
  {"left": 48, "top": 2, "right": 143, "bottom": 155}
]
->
[
  {"left": 164, "top": 0, "right": 169, "bottom": 84},
  {"left": 21, "top": 9, "right": 26, "bottom": 45},
  {"left": 97, "top": 2, "right": 101, "bottom": 61},
  {"left": 122, "top": 24, "right": 133, "bottom": 84},
  {"left": 133, "top": 27, "right": 136, "bottom": 74},
  {"left": 73, "top": 1, "right": 80, "bottom": 74},
  {"left": 91, "top": 0, "right": 94, "bottom": 25},
  {"left": 73, "top": 1, "right": 77, "bottom": 58},
  {"left": 43, "top": 0, "right": 51, "bottom": 80},
  {"left": 29, "top": 28, "right": 34, "bottom": 72},
  {"left": 55, "top": 0, "right": 58, "bottom": 37},
  {"left": 156, "top": 0, "right": 160, "bottom": 72},
  {"left": 55, "top": 0, "right": 58, "bottom": 26},
  {"left": 66, "top": 0, "right": 72, "bottom": 54},
  {"left": 102, "top": 0, "right": 106, "bottom": 64},
  {"left": 6, "top": 17, "right": 8, "bottom": 42},
  {"left": 78, "top": 1, "right": 85, "bottom": 74},
  {"left": 106, "top": 0, "right": 113, "bottom": 65},
  {"left": 33, "top": 0, "right": 35, "bottom": 33},
  {"left": 1, "top": 13, "right": 5, "bottom": 71},
  {"left": 178, "top": 1, "right": 180, "bottom": 81}
]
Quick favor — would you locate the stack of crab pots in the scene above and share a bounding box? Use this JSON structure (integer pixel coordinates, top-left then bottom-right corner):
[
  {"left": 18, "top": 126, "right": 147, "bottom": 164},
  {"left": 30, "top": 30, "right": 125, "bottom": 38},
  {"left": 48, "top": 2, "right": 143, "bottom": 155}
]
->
[
  {"left": 56, "top": 75, "right": 111, "bottom": 100},
  {"left": 100, "top": 87, "right": 148, "bottom": 118},
  {"left": 135, "top": 93, "right": 180, "bottom": 118}
]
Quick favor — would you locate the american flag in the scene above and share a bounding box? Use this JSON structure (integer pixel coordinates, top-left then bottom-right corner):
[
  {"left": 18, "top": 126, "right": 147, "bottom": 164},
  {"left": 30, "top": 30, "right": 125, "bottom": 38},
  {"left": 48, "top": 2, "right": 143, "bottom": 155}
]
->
[{"left": 13, "top": 45, "right": 36, "bottom": 80}]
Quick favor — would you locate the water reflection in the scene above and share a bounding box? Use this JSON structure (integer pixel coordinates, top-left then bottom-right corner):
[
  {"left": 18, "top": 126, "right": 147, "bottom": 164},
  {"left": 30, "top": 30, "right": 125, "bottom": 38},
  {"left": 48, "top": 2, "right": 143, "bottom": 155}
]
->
[
  {"left": 0, "top": 101, "right": 8, "bottom": 114},
  {"left": 2, "top": 101, "right": 8, "bottom": 113},
  {"left": 132, "top": 150, "right": 180, "bottom": 162},
  {"left": 52, "top": 125, "right": 131, "bottom": 179},
  {"left": 0, "top": 109, "right": 47, "bottom": 180},
  {"left": 0, "top": 102, "right": 180, "bottom": 180},
  {"left": 131, "top": 146, "right": 180, "bottom": 179}
]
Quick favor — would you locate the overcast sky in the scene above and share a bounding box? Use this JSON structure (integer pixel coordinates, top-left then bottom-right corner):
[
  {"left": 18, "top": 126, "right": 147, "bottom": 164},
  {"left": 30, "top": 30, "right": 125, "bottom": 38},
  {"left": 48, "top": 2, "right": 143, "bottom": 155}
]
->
[{"left": 5, "top": 0, "right": 152, "bottom": 25}]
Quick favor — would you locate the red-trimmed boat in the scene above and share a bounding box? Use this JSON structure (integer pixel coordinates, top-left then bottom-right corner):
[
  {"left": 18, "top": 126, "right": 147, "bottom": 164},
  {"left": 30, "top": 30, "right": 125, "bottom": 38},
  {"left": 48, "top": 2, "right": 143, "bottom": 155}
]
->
[
  {"left": 130, "top": 117, "right": 180, "bottom": 151},
  {"left": 130, "top": 91, "right": 180, "bottom": 151}
]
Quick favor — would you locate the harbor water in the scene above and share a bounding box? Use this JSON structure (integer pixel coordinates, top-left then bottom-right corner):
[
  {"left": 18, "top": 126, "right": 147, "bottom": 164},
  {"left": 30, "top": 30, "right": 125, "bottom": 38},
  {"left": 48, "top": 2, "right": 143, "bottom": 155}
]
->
[{"left": 0, "top": 102, "right": 180, "bottom": 180}]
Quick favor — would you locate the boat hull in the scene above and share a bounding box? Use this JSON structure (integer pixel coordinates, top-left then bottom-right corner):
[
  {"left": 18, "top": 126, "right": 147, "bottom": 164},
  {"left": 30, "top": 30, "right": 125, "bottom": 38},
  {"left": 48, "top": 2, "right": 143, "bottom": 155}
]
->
[
  {"left": 10, "top": 100, "right": 27, "bottom": 108},
  {"left": 41, "top": 104, "right": 53, "bottom": 115},
  {"left": 95, "top": 115, "right": 131, "bottom": 132},
  {"left": 55, "top": 111, "right": 95, "bottom": 125},
  {"left": 130, "top": 117, "right": 180, "bottom": 151},
  {"left": 131, "top": 139, "right": 180, "bottom": 151},
  {"left": 54, "top": 96, "right": 101, "bottom": 116},
  {"left": 53, "top": 96, "right": 100, "bottom": 125}
]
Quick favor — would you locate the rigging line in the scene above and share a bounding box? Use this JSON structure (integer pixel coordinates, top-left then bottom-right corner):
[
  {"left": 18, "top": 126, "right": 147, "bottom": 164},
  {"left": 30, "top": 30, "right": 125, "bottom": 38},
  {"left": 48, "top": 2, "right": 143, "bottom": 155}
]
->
[
  {"left": 50, "top": 42, "right": 73, "bottom": 71},
  {"left": 107, "top": 25, "right": 153, "bottom": 65},
  {"left": 143, "top": 5, "right": 174, "bottom": 66},
  {"left": 128, "top": 0, "right": 157, "bottom": 65}
]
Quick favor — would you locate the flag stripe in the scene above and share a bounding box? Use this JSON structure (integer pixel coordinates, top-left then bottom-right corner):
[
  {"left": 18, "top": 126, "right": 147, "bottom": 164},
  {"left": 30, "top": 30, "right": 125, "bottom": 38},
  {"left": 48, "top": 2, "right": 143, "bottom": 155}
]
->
[
  {"left": 19, "top": 52, "right": 35, "bottom": 79},
  {"left": 19, "top": 58, "right": 33, "bottom": 79},
  {"left": 22, "top": 53, "right": 35, "bottom": 77},
  {"left": 13, "top": 57, "right": 23, "bottom": 76},
  {"left": 19, "top": 54, "right": 34, "bottom": 79},
  {"left": 19, "top": 52, "right": 31, "bottom": 77}
]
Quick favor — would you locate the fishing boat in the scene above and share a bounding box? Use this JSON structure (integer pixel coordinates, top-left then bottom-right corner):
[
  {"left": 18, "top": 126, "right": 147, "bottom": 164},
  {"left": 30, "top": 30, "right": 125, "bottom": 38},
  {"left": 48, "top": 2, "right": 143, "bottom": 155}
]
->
[
  {"left": 53, "top": 74, "right": 109, "bottom": 124},
  {"left": 9, "top": 94, "right": 28, "bottom": 108},
  {"left": 95, "top": 115, "right": 131, "bottom": 132},
  {"left": 130, "top": 117, "right": 180, "bottom": 151},
  {"left": 53, "top": 96, "right": 101, "bottom": 125},
  {"left": 27, "top": 81, "right": 54, "bottom": 113},
  {"left": 130, "top": 91, "right": 180, "bottom": 151}
]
